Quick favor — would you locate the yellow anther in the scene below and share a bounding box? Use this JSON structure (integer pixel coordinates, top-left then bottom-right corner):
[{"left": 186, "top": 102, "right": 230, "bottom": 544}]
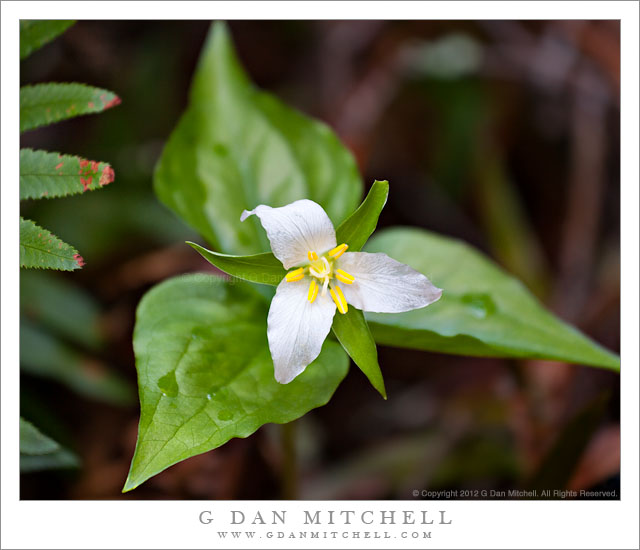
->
[
  {"left": 307, "top": 279, "right": 319, "bottom": 303},
  {"left": 328, "top": 243, "right": 348, "bottom": 259},
  {"left": 285, "top": 267, "right": 305, "bottom": 282},
  {"left": 329, "top": 286, "right": 348, "bottom": 314},
  {"left": 335, "top": 269, "right": 355, "bottom": 285},
  {"left": 307, "top": 250, "right": 319, "bottom": 261}
]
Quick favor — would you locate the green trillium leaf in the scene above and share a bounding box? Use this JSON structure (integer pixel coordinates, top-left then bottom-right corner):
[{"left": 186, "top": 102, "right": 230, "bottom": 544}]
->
[
  {"left": 124, "top": 19, "right": 619, "bottom": 496},
  {"left": 332, "top": 308, "right": 386, "bottom": 399},
  {"left": 336, "top": 179, "right": 389, "bottom": 252},
  {"left": 365, "top": 228, "right": 620, "bottom": 370},
  {"left": 153, "top": 21, "right": 362, "bottom": 254},
  {"left": 330, "top": 180, "right": 389, "bottom": 397},
  {"left": 124, "top": 274, "right": 349, "bottom": 491},
  {"left": 187, "top": 242, "right": 286, "bottom": 286}
]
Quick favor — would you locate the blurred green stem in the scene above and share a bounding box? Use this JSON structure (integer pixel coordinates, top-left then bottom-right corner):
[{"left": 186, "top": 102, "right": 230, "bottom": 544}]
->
[{"left": 281, "top": 421, "right": 297, "bottom": 499}]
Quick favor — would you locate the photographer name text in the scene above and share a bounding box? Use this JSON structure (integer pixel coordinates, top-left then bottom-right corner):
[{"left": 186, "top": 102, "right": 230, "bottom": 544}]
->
[{"left": 199, "top": 509, "right": 452, "bottom": 526}]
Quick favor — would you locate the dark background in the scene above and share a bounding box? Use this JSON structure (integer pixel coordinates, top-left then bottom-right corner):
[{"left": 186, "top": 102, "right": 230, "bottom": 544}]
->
[{"left": 20, "top": 20, "right": 620, "bottom": 499}]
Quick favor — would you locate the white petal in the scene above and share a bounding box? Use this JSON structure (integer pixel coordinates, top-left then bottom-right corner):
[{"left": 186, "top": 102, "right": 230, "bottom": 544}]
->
[
  {"left": 241, "top": 200, "right": 337, "bottom": 269},
  {"left": 267, "top": 277, "right": 336, "bottom": 383},
  {"left": 336, "top": 252, "right": 442, "bottom": 313}
]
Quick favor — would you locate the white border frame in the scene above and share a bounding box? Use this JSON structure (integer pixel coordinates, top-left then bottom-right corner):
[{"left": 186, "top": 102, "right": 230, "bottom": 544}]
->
[{"left": 2, "top": 2, "right": 638, "bottom": 549}]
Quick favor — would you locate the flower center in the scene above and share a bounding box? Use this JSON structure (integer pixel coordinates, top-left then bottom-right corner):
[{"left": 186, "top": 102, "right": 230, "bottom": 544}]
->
[{"left": 283, "top": 243, "right": 354, "bottom": 314}]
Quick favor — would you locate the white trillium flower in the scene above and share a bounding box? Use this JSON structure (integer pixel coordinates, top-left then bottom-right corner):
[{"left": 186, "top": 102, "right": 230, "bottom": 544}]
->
[{"left": 241, "top": 199, "right": 443, "bottom": 384}]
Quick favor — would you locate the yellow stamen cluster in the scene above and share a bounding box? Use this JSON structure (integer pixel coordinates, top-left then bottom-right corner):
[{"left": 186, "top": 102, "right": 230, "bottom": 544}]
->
[
  {"left": 329, "top": 286, "right": 348, "bottom": 314},
  {"left": 283, "top": 243, "right": 354, "bottom": 314},
  {"left": 335, "top": 269, "right": 354, "bottom": 285},
  {"left": 328, "top": 243, "right": 348, "bottom": 259},
  {"left": 307, "top": 279, "right": 319, "bottom": 303},
  {"left": 285, "top": 267, "right": 305, "bottom": 282}
]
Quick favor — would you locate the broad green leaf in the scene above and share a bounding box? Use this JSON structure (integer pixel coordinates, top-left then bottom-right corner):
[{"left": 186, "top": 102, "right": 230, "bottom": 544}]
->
[
  {"left": 20, "top": 417, "right": 79, "bottom": 472},
  {"left": 20, "top": 83, "right": 121, "bottom": 132},
  {"left": 20, "top": 270, "right": 103, "bottom": 350},
  {"left": 124, "top": 274, "right": 349, "bottom": 491},
  {"left": 20, "top": 319, "right": 134, "bottom": 405},
  {"left": 154, "top": 21, "right": 362, "bottom": 255},
  {"left": 365, "top": 228, "right": 620, "bottom": 370},
  {"left": 20, "top": 217, "right": 83, "bottom": 271},
  {"left": 187, "top": 242, "right": 286, "bottom": 286},
  {"left": 20, "top": 20, "right": 75, "bottom": 60},
  {"left": 336, "top": 180, "right": 389, "bottom": 251},
  {"left": 20, "top": 149, "right": 115, "bottom": 199},
  {"left": 332, "top": 308, "right": 386, "bottom": 399}
]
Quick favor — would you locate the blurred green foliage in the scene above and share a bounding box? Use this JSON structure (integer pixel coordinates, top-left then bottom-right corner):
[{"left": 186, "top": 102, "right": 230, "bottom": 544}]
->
[
  {"left": 19, "top": 20, "right": 620, "bottom": 500},
  {"left": 20, "top": 417, "right": 79, "bottom": 473},
  {"left": 19, "top": 21, "right": 134, "bottom": 477},
  {"left": 20, "top": 20, "right": 75, "bottom": 60}
]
